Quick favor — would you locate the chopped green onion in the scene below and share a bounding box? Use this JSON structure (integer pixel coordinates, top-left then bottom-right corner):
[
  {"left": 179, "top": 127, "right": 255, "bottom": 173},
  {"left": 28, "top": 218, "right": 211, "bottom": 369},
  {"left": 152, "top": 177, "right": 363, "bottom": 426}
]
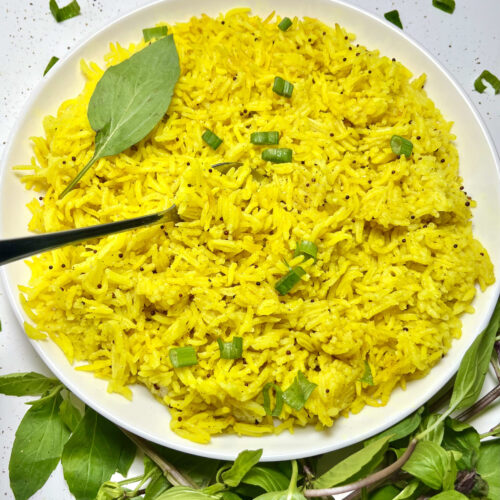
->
[
  {"left": 169, "top": 346, "right": 197, "bottom": 367},
  {"left": 275, "top": 266, "right": 305, "bottom": 295},
  {"left": 474, "top": 70, "right": 500, "bottom": 94},
  {"left": 43, "top": 56, "right": 59, "bottom": 76},
  {"left": 272, "top": 77, "right": 294, "bottom": 98},
  {"left": 282, "top": 371, "right": 317, "bottom": 411},
  {"left": 384, "top": 10, "right": 403, "bottom": 29},
  {"left": 212, "top": 162, "right": 243, "bottom": 174},
  {"left": 143, "top": 26, "right": 168, "bottom": 42},
  {"left": 293, "top": 240, "right": 318, "bottom": 262},
  {"left": 390, "top": 135, "right": 413, "bottom": 158},
  {"left": 250, "top": 131, "right": 280, "bottom": 145},
  {"left": 262, "top": 383, "right": 284, "bottom": 417},
  {"left": 278, "top": 17, "right": 292, "bottom": 32},
  {"left": 217, "top": 337, "right": 243, "bottom": 359},
  {"left": 360, "top": 361, "right": 374, "bottom": 385},
  {"left": 262, "top": 148, "right": 293, "bottom": 164},
  {"left": 49, "top": 0, "right": 80, "bottom": 22},
  {"left": 432, "top": 0, "right": 455, "bottom": 14},
  {"left": 202, "top": 129, "right": 223, "bottom": 150}
]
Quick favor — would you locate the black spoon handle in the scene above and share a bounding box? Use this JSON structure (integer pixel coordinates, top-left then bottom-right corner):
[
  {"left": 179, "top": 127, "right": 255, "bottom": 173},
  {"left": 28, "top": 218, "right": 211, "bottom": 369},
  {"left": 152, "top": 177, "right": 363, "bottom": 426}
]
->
[{"left": 0, "top": 204, "right": 180, "bottom": 266}]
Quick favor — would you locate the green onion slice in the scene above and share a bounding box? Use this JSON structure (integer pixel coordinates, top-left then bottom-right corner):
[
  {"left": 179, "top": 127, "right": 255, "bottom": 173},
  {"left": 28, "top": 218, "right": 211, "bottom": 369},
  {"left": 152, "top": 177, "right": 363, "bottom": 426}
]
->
[
  {"left": 143, "top": 26, "right": 168, "bottom": 42},
  {"left": 212, "top": 162, "right": 243, "bottom": 174},
  {"left": 390, "top": 135, "right": 413, "bottom": 158},
  {"left": 432, "top": 0, "right": 456, "bottom": 14},
  {"left": 169, "top": 346, "right": 198, "bottom": 367},
  {"left": 250, "top": 131, "right": 280, "bottom": 145},
  {"left": 275, "top": 266, "right": 306, "bottom": 295},
  {"left": 272, "top": 77, "right": 294, "bottom": 98},
  {"left": 217, "top": 337, "right": 243, "bottom": 359},
  {"left": 49, "top": 0, "right": 81, "bottom": 22},
  {"left": 262, "top": 383, "right": 284, "bottom": 417},
  {"left": 278, "top": 17, "right": 293, "bottom": 32},
  {"left": 384, "top": 10, "right": 403, "bottom": 29},
  {"left": 43, "top": 56, "right": 60, "bottom": 76},
  {"left": 282, "top": 371, "right": 317, "bottom": 411},
  {"left": 293, "top": 240, "right": 318, "bottom": 262},
  {"left": 262, "top": 148, "right": 293, "bottom": 164},
  {"left": 202, "top": 129, "right": 223, "bottom": 150},
  {"left": 474, "top": 70, "right": 500, "bottom": 94},
  {"left": 360, "top": 361, "right": 374, "bottom": 385}
]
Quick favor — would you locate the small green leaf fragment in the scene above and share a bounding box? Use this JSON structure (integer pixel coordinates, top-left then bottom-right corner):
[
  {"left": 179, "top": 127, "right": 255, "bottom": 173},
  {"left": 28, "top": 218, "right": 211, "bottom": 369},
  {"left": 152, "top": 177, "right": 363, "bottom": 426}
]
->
[
  {"left": 43, "top": 56, "right": 59, "bottom": 76},
  {"left": 360, "top": 361, "right": 374, "bottom": 385},
  {"left": 49, "top": 0, "right": 80, "bottom": 22},
  {"left": 474, "top": 70, "right": 500, "bottom": 94},
  {"left": 432, "top": 0, "right": 456, "bottom": 14},
  {"left": 384, "top": 10, "right": 403, "bottom": 29},
  {"left": 282, "top": 371, "right": 317, "bottom": 411}
]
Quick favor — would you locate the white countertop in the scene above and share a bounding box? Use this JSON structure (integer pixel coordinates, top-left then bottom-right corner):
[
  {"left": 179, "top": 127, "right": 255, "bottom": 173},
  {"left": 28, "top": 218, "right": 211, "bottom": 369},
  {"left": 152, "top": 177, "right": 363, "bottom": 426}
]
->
[{"left": 1, "top": 0, "right": 499, "bottom": 497}]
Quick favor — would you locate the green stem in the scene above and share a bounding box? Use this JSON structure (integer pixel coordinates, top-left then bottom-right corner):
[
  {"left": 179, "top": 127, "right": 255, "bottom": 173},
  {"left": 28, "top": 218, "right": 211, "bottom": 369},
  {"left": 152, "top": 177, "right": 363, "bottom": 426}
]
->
[
  {"left": 59, "top": 154, "right": 98, "bottom": 199},
  {"left": 456, "top": 384, "right": 500, "bottom": 422},
  {"left": 479, "top": 423, "right": 500, "bottom": 439},
  {"left": 117, "top": 475, "right": 145, "bottom": 487},
  {"left": 491, "top": 353, "right": 500, "bottom": 383},
  {"left": 287, "top": 460, "right": 299, "bottom": 497}
]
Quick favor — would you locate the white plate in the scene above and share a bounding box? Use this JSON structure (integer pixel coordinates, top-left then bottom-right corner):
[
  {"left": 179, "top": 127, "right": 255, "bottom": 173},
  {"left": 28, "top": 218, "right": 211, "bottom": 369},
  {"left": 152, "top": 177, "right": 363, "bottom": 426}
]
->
[{"left": 1, "top": 0, "right": 499, "bottom": 461}]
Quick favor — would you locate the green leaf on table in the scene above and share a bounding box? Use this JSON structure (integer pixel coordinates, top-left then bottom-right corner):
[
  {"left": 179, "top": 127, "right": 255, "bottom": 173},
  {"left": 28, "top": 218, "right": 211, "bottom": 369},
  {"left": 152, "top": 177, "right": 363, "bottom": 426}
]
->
[
  {"left": 221, "top": 492, "right": 243, "bottom": 500},
  {"left": 222, "top": 449, "right": 263, "bottom": 487},
  {"left": 116, "top": 436, "right": 136, "bottom": 476},
  {"left": 61, "top": 407, "right": 135, "bottom": 500},
  {"left": 59, "top": 34, "right": 180, "bottom": 197},
  {"left": 156, "top": 486, "right": 220, "bottom": 499},
  {"left": 420, "top": 414, "right": 445, "bottom": 445},
  {"left": 442, "top": 418, "right": 480, "bottom": 470},
  {"left": 254, "top": 492, "right": 306, "bottom": 500},
  {"left": 242, "top": 466, "right": 290, "bottom": 492},
  {"left": 476, "top": 439, "right": 500, "bottom": 500},
  {"left": 360, "top": 361, "right": 374, "bottom": 385},
  {"left": 313, "top": 435, "right": 391, "bottom": 489},
  {"left": 9, "top": 392, "right": 69, "bottom": 500},
  {"left": 0, "top": 372, "right": 59, "bottom": 397},
  {"left": 366, "top": 409, "right": 423, "bottom": 445},
  {"left": 369, "top": 484, "right": 400, "bottom": 499},
  {"left": 449, "top": 300, "right": 500, "bottom": 412},
  {"left": 428, "top": 491, "right": 468, "bottom": 499},
  {"left": 393, "top": 479, "right": 421, "bottom": 499},
  {"left": 58, "top": 397, "right": 82, "bottom": 432}
]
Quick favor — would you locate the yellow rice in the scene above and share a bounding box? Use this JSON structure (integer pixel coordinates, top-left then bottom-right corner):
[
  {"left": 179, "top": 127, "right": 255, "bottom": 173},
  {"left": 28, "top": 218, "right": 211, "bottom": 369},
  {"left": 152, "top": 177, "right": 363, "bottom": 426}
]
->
[{"left": 17, "top": 10, "right": 494, "bottom": 443}]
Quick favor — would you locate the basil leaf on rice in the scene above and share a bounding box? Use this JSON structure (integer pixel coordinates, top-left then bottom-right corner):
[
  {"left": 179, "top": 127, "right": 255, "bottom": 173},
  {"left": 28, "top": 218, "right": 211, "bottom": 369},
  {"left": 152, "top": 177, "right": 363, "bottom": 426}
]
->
[{"left": 282, "top": 371, "right": 316, "bottom": 411}]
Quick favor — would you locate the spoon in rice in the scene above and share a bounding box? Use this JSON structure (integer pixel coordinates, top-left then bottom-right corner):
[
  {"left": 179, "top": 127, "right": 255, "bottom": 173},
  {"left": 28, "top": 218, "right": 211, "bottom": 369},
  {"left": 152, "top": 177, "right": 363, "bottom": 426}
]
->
[{"left": 0, "top": 162, "right": 242, "bottom": 266}]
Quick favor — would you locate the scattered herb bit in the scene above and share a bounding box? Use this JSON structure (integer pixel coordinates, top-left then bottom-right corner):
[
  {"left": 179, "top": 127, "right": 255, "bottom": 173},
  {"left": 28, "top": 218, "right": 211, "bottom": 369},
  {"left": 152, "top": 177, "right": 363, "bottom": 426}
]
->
[
  {"left": 278, "top": 17, "right": 293, "bottom": 31},
  {"left": 384, "top": 10, "right": 403, "bottom": 29},
  {"left": 218, "top": 337, "right": 243, "bottom": 359},
  {"left": 59, "top": 35, "right": 180, "bottom": 197},
  {"left": 43, "top": 56, "right": 59, "bottom": 76},
  {"left": 293, "top": 240, "right": 317, "bottom": 262},
  {"left": 49, "top": 0, "right": 80, "bottom": 22},
  {"left": 202, "top": 129, "right": 223, "bottom": 150},
  {"left": 272, "top": 76, "right": 294, "bottom": 97},
  {"left": 143, "top": 25, "right": 168, "bottom": 42},
  {"left": 262, "top": 383, "right": 284, "bottom": 417},
  {"left": 282, "top": 371, "right": 317, "bottom": 411},
  {"left": 390, "top": 135, "right": 413, "bottom": 158},
  {"left": 262, "top": 147, "right": 293, "bottom": 163},
  {"left": 360, "top": 361, "right": 374, "bottom": 385},
  {"left": 432, "top": 0, "right": 456, "bottom": 14},
  {"left": 275, "top": 266, "right": 305, "bottom": 295},
  {"left": 474, "top": 70, "right": 500, "bottom": 94},
  {"left": 250, "top": 131, "right": 280, "bottom": 145},
  {"left": 169, "top": 346, "right": 198, "bottom": 367}
]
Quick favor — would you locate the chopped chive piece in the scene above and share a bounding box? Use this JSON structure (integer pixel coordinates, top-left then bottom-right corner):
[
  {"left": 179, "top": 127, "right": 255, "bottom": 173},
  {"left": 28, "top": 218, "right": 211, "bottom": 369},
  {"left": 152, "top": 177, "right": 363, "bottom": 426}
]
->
[
  {"left": 278, "top": 17, "right": 292, "bottom": 31},
  {"left": 250, "top": 131, "right": 280, "bottom": 145},
  {"left": 432, "top": 0, "right": 455, "bottom": 14},
  {"left": 217, "top": 337, "right": 243, "bottom": 359},
  {"left": 262, "top": 383, "right": 284, "bottom": 417},
  {"left": 262, "top": 148, "right": 293, "bottom": 163},
  {"left": 43, "top": 56, "right": 59, "bottom": 76},
  {"left": 294, "top": 240, "right": 318, "bottom": 262},
  {"left": 212, "top": 162, "right": 243, "bottom": 174},
  {"left": 282, "top": 371, "right": 317, "bottom": 410},
  {"left": 360, "top": 361, "right": 374, "bottom": 385},
  {"left": 143, "top": 26, "right": 168, "bottom": 42},
  {"left": 390, "top": 135, "right": 413, "bottom": 158},
  {"left": 169, "top": 346, "right": 197, "bottom": 367},
  {"left": 49, "top": 0, "right": 80, "bottom": 22},
  {"left": 202, "top": 129, "right": 223, "bottom": 150},
  {"left": 474, "top": 70, "right": 500, "bottom": 94},
  {"left": 384, "top": 10, "right": 403, "bottom": 29},
  {"left": 272, "top": 77, "right": 294, "bottom": 98},
  {"left": 275, "top": 266, "right": 305, "bottom": 295}
]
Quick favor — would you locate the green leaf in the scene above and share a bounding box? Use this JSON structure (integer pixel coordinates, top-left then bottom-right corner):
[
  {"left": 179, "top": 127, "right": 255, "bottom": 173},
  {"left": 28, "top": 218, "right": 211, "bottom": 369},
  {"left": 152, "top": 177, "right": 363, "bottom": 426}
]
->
[
  {"left": 96, "top": 481, "right": 125, "bottom": 500},
  {"left": 420, "top": 414, "right": 445, "bottom": 445},
  {"left": 369, "top": 484, "right": 400, "bottom": 499},
  {"left": 282, "top": 371, "right": 317, "bottom": 410},
  {"left": 221, "top": 493, "right": 243, "bottom": 500},
  {"left": 442, "top": 452, "right": 457, "bottom": 491},
  {"left": 450, "top": 300, "right": 500, "bottom": 411},
  {"left": 222, "top": 449, "right": 263, "bottom": 487},
  {"left": 313, "top": 435, "right": 391, "bottom": 489},
  {"left": 116, "top": 437, "right": 136, "bottom": 476},
  {"left": 60, "top": 34, "right": 180, "bottom": 197},
  {"left": 9, "top": 392, "right": 69, "bottom": 500},
  {"left": 0, "top": 372, "right": 59, "bottom": 397},
  {"left": 366, "top": 409, "right": 422, "bottom": 445},
  {"left": 254, "top": 492, "right": 306, "bottom": 500},
  {"left": 144, "top": 456, "right": 170, "bottom": 499},
  {"left": 61, "top": 407, "right": 134, "bottom": 500},
  {"left": 143, "top": 26, "right": 168, "bottom": 42},
  {"left": 360, "top": 361, "right": 374, "bottom": 385},
  {"left": 428, "top": 492, "right": 468, "bottom": 499},
  {"left": 442, "top": 418, "right": 480, "bottom": 470},
  {"left": 155, "top": 486, "right": 219, "bottom": 499},
  {"left": 476, "top": 439, "right": 500, "bottom": 500},
  {"left": 402, "top": 441, "right": 454, "bottom": 490},
  {"left": 58, "top": 398, "right": 82, "bottom": 432},
  {"left": 392, "top": 479, "right": 420, "bottom": 499},
  {"left": 242, "top": 466, "right": 290, "bottom": 492}
]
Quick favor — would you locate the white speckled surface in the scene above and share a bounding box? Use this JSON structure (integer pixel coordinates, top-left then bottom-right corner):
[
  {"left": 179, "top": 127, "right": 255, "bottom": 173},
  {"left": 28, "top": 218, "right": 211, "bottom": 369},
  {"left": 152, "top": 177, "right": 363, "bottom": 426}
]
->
[{"left": 0, "top": 0, "right": 499, "bottom": 497}]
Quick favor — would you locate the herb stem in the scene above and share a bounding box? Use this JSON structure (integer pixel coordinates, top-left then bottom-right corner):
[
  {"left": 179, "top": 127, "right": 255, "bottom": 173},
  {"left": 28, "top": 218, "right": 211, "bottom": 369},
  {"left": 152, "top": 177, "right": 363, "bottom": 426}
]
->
[
  {"left": 303, "top": 439, "right": 418, "bottom": 497},
  {"left": 456, "top": 383, "right": 500, "bottom": 422},
  {"left": 491, "top": 353, "right": 500, "bottom": 383},
  {"left": 300, "top": 458, "right": 315, "bottom": 483},
  {"left": 415, "top": 406, "right": 454, "bottom": 440}
]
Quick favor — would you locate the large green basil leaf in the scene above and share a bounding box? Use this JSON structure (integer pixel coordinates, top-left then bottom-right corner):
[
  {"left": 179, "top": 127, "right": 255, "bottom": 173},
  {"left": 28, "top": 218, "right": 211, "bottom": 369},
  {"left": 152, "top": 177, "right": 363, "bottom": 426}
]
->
[
  {"left": 393, "top": 479, "right": 421, "bottom": 499},
  {"left": 221, "top": 449, "right": 263, "bottom": 487},
  {"left": 476, "top": 439, "right": 500, "bottom": 500},
  {"left": 9, "top": 392, "right": 69, "bottom": 500},
  {"left": 253, "top": 492, "right": 306, "bottom": 500},
  {"left": 0, "top": 372, "right": 59, "bottom": 397},
  {"left": 58, "top": 398, "right": 82, "bottom": 432},
  {"left": 242, "top": 466, "right": 289, "bottom": 492},
  {"left": 442, "top": 418, "right": 480, "bottom": 470},
  {"left": 155, "top": 486, "right": 219, "bottom": 499},
  {"left": 369, "top": 484, "right": 400, "bottom": 499}
]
